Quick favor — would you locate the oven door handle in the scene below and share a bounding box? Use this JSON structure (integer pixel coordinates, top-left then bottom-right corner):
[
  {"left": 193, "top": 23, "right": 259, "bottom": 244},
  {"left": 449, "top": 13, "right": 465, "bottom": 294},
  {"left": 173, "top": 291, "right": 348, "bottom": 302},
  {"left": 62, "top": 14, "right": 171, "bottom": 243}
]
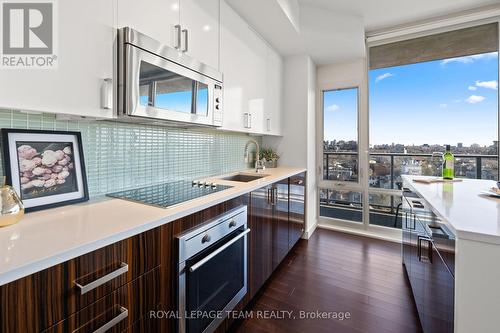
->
[{"left": 189, "top": 228, "right": 251, "bottom": 273}]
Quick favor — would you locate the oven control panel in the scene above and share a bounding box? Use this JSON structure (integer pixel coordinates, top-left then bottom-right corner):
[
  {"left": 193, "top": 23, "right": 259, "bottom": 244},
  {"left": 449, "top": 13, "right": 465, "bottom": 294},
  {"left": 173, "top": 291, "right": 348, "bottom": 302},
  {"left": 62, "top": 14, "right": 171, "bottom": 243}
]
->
[{"left": 177, "top": 205, "right": 247, "bottom": 262}]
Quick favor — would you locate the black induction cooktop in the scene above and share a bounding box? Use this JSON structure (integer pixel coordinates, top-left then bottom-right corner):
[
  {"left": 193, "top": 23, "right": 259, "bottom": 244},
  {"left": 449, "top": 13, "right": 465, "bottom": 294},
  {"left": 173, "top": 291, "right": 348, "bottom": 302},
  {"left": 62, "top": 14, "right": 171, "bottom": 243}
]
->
[{"left": 106, "top": 181, "right": 232, "bottom": 208}]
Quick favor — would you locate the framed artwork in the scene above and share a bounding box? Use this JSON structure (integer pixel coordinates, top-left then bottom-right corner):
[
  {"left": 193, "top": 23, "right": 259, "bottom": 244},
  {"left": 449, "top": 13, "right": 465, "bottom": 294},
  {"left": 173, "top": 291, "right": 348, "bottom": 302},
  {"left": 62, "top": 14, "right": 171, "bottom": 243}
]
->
[{"left": 1, "top": 129, "right": 89, "bottom": 212}]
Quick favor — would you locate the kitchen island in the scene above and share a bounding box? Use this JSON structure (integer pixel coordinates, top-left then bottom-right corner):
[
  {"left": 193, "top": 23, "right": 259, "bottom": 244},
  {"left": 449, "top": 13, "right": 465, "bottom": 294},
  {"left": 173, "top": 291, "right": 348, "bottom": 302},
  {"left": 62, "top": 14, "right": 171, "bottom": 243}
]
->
[{"left": 403, "top": 175, "right": 500, "bottom": 333}]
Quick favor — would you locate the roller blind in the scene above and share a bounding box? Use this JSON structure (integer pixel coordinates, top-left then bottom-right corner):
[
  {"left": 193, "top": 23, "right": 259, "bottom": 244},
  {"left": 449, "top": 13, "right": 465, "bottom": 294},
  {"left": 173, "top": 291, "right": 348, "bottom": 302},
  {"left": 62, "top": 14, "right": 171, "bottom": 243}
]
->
[{"left": 369, "top": 23, "right": 499, "bottom": 69}]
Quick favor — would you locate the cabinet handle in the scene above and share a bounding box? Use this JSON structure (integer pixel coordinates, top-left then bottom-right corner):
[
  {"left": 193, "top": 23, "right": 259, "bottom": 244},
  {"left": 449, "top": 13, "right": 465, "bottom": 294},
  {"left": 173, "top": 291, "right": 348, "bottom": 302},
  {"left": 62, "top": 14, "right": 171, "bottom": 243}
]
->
[
  {"left": 273, "top": 188, "right": 278, "bottom": 206},
  {"left": 75, "top": 262, "right": 128, "bottom": 295},
  {"left": 174, "top": 25, "right": 181, "bottom": 49},
  {"left": 100, "top": 78, "right": 112, "bottom": 110},
  {"left": 267, "top": 188, "right": 272, "bottom": 204},
  {"left": 417, "top": 235, "right": 433, "bottom": 263},
  {"left": 266, "top": 118, "right": 271, "bottom": 131},
  {"left": 406, "top": 213, "right": 416, "bottom": 230},
  {"left": 74, "top": 306, "right": 128, "bottom": 333},
  {"left": 182, "top": 29, "right": 188, "bottom": 52}
]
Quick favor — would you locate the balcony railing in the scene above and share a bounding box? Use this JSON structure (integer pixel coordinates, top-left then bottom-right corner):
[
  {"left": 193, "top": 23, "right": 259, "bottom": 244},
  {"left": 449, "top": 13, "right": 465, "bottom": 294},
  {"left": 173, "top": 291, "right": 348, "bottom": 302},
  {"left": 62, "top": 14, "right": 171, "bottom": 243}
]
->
[
  {"left": 323, "top": 151, "right": 498, "bottom": 188},
  {"left": 321, "top": 151, "right": 498, "bottom": 228}
]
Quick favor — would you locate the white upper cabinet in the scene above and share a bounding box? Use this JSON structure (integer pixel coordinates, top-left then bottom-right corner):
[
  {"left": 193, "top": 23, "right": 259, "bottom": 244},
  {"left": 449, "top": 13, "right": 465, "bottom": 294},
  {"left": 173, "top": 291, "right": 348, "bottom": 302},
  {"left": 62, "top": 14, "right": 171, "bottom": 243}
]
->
[
  {"left": 220, "top": 1, "right": 267, "bottom": 134},
  {"left": 117, "top": 0, "right": 181, "bottom": 50},
  {"left": 264, "top": 47, "right": 283, "bottom": 136},
  {"left": 118, "top": 0, "right": 219, "bottom": 70},
  {"left": 179, "top": 0, "right": 220, "bottom": 70},
  {"left": 220, "top": 1, "right": 282, "bottom": 136},
  {"left": 0, "top": 0, "right": 115, "bottom": 118}
]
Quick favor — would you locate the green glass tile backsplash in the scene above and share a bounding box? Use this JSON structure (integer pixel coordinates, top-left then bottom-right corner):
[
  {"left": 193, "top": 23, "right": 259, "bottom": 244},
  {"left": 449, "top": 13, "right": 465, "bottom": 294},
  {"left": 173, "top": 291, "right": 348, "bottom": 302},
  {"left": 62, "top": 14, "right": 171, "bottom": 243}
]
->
[{"left": 0, "top": 110, "right": 258, "bottom": 196}]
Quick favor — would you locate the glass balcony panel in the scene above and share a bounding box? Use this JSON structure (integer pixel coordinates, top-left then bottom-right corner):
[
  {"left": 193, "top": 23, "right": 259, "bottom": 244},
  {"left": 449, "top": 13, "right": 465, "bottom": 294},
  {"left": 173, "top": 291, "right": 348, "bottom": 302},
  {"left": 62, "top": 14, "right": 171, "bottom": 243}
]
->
[
  {"left": 319, "top": 189, "right": 362, "bottom": 223},
  {"left": 369, "top": 193, "right": 402, "bottom": 229}
]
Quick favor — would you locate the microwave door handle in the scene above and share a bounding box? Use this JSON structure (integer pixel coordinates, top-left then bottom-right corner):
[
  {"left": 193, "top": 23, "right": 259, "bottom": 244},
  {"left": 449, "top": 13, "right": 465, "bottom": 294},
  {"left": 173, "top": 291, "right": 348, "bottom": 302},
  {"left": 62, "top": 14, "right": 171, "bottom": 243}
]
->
[
  {"left": 182, "top": 29, "right": 188, "bottom": 53},
  {"left": 189, "top": 228, "right": 250, "bottom": 273},
  {"left": 174, "top": 25, "right": 181, "bottom": 49}
]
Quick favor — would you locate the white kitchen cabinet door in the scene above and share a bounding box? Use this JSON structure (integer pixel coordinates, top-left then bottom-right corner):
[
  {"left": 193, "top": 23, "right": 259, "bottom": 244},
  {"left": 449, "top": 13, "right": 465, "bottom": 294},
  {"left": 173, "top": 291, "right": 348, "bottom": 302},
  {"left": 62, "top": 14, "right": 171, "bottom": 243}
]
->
[
  {"left": 264, "top": 46, "right": 283, "bottom": 136},
  {"left": 180, "top": 0, "right": 220, "bottom": 70},
  {"left": 0, "top": 0, "right": 114, "bottom": 118},
  {"left": 220, "top": 1, "right": 266, "bottom": 134},
  {"left": 117, "top": 0, "right": 180, "bottom": 49}
]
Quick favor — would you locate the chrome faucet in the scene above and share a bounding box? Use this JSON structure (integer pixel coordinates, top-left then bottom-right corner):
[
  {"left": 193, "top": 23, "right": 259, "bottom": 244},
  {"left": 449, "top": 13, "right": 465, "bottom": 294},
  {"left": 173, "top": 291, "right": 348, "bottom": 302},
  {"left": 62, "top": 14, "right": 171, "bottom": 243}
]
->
[{"left": 244, "top": 139, "right": 265, "bottom": 173}]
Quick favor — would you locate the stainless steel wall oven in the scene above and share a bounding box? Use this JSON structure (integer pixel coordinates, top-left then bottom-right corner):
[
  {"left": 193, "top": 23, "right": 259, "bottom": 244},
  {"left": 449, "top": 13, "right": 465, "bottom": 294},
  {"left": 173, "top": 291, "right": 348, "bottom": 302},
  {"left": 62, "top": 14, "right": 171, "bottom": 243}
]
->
[{"left": 177, "top": 205, "right": 249, "bottom": 333}]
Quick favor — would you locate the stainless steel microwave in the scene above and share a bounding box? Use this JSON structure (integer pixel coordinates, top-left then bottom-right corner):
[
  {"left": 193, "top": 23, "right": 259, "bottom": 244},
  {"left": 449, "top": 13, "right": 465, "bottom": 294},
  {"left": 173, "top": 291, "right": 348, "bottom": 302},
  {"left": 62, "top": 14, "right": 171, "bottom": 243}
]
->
[{"left": 117, "top": 27, "right": 223, "bottom": 127}]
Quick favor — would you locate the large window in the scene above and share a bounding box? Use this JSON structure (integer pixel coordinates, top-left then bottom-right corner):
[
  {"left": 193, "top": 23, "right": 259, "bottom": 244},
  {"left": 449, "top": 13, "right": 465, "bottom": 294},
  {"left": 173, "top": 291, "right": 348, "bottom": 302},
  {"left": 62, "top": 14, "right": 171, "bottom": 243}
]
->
[
  {"left": 369, "top": 52, "right": 499, "bottom": 190},
  {"left": 323, "top": 88, "right": 359, "bottom": 182},
  {"left": 321, "top": 87, "right": 362, "bottom": 223}
]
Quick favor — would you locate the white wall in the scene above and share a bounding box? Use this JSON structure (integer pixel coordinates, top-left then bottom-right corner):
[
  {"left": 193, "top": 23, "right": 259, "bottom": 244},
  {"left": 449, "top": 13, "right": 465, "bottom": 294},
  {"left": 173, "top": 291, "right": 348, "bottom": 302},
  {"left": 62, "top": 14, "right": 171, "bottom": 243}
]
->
[
  {"left": 263, "top": 54, "right": 317, "bottom": 238},
  {"left": 455, "top": 238, "right": 500, "bottom": 333},
  {"left": 317, "top": 59, "right": 366, "bottom": 88}
]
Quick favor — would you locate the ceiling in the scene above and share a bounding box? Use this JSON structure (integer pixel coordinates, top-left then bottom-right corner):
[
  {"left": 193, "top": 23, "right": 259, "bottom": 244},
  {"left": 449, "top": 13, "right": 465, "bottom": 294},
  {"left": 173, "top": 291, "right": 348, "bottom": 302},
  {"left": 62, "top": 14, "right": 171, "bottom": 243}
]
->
[{"left": 225, "top": 0, "right": 500, "bottom": 65}]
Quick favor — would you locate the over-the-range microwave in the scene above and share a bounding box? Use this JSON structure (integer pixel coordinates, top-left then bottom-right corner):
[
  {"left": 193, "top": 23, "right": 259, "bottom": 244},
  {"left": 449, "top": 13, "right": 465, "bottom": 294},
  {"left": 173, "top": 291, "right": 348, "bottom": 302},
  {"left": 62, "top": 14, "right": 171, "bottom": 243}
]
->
[{"left": 117, "top": 27, "right": 223, "bottom": 127}]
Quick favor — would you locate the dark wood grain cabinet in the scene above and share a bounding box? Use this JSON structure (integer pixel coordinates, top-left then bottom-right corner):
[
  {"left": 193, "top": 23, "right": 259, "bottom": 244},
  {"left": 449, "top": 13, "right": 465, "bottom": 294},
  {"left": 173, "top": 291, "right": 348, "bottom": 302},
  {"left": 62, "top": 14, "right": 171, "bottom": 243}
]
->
[
  {"left": 289, "top": 172, "right": 306, "bottom": 248},
  {"left": 402, "top": 191, "right": 455, "bottom": 333},
  {"left": 0, "top": 226, "right": 163, "bottom": 333},
  {"left": 247, "top": 185, "right": 274, "bottom": 299},
  {"left": 43, "top": 266, "right": 161, "bottom": 333},
  {"left": 248, "top": 173, "right": 306, "bottom": 297},
  {"left": 273, "top": 178, "right": 290, "bottom": 269}
]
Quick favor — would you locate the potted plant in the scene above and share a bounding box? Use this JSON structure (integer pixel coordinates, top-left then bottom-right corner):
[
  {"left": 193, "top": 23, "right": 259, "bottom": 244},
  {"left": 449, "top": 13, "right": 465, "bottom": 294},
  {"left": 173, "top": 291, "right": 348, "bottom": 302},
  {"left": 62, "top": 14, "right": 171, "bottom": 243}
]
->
[{"left": 259, "top": 147, "right": 280, "bottom": 168}]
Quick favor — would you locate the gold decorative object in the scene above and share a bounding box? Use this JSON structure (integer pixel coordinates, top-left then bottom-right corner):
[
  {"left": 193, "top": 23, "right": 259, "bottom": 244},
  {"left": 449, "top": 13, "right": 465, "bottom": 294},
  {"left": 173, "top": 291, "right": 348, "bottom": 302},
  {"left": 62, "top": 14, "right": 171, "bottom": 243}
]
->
[{"left": 0, "top": 177, "right": 24, "bottom": 227}]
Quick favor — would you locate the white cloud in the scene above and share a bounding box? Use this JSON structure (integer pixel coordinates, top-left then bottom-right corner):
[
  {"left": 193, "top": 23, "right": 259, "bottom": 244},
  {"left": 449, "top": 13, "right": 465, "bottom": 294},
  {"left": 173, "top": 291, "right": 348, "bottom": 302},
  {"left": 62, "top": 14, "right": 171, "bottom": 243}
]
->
[
  {"left": 468, "top": 85, "right": 477, "bottom": 91},
  {"left": 475, "top": 80, "right": 498, "bottom": 90},
  {"left": 465, "top": 95, "right": 485, "bottom": 104},
  {"left": 326, "top": 104, "right": 339, "bottom": 112},
  {"left": 441, "top": 52, "right": 498, "bottom": 66},
  {"left": 439, "top": 103, "right": 447, "bottom": 108},
  {"left": 375, "top": 72, "right": 394, "bottom": 82}
]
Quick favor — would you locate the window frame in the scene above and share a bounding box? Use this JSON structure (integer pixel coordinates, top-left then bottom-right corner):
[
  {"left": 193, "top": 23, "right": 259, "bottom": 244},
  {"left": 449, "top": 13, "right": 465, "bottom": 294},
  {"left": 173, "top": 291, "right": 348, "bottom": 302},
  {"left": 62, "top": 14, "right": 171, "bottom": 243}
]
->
[{"left": 319, "top": 85, "right": 361, "bottom": 188}]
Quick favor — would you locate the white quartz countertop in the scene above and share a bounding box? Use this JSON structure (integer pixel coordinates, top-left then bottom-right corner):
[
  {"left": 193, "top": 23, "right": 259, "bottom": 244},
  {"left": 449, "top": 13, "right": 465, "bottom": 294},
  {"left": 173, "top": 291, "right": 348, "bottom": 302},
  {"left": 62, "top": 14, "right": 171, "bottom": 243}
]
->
[
  {"left": 403, "top": 175, "right": 500, "bottom": 245},
  {"left": 0, "top": 167, "right": 306, "bottom": 286}
]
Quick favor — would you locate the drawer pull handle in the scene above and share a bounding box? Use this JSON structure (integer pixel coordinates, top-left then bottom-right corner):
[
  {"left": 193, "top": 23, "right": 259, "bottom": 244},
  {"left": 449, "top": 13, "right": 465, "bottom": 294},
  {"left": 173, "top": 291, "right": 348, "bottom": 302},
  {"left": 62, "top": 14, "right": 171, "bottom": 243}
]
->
[
  {"left": 417, "top": 235, "right": 433, "bottom": 263},
  {"left": 75, "top": 306, "right": 128, "bottom": 333},
  {"left": 75, "top": 262, "right": 128, "bottom": 295}
]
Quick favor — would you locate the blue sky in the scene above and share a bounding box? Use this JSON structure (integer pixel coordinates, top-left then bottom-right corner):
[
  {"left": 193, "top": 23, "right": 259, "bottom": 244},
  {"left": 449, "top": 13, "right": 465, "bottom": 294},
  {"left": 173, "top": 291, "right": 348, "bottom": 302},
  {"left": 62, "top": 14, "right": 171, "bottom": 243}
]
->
[
  {"left": 324, "top": 52, "right": 498, "bottom": 146},
  {"left": 324, "top": 88, "right": 358, "bottom": 142}
]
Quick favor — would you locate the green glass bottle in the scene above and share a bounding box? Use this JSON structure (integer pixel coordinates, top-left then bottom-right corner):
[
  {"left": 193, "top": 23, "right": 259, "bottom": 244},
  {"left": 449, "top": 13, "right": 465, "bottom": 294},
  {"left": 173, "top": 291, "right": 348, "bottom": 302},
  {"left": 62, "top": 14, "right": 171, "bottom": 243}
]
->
[{"left": 442, "top": 145, "right": 454, "bottom": 180}]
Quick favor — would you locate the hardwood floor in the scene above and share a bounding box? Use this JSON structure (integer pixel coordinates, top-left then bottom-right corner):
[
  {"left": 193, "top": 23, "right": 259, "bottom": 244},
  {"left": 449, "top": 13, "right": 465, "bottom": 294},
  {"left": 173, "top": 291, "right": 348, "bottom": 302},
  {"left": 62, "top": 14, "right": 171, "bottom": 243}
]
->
[{"left": 233, "top": 228, "right": 422, "bottom": 333}]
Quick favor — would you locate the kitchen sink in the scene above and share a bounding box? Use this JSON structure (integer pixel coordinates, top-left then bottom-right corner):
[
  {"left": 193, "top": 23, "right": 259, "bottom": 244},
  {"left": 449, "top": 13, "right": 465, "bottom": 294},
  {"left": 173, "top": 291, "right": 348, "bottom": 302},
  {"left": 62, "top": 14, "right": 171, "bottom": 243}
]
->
[{"left": 221, "top": 173, "right": 267, "bottom": 182}]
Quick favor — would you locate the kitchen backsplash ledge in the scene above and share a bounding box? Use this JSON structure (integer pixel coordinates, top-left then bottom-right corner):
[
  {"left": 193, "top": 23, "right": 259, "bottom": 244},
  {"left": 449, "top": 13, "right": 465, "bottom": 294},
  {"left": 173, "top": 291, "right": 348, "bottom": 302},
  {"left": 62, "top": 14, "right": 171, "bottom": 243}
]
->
[{"left": 0, "top": 110, "right": 258, "bottom": 197}]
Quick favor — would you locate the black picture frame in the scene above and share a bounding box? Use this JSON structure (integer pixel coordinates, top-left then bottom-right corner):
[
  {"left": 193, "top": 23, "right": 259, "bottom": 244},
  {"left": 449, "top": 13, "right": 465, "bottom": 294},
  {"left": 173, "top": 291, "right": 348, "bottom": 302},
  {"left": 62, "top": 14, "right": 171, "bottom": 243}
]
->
[{"left": 1, "top": 129, "right": 89, "bottom": 212}]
